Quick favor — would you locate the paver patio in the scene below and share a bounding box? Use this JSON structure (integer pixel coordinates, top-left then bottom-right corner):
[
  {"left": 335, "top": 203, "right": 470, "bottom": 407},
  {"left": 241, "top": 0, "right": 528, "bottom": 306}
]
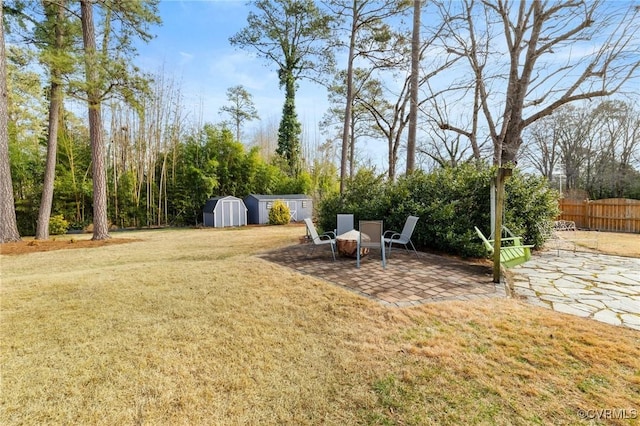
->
[
  {"left": 260, "top": 243, "right": 640, "bottom": 332},
  {"left": 259, "top": 245, "right": 506, "bottom": 307}
]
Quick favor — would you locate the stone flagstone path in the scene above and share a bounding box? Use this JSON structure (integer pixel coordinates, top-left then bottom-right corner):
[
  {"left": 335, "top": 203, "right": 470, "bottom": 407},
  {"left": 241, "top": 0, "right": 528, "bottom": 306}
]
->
[{"left": 509, "top": 251, "right": 640, "bottom": 331}]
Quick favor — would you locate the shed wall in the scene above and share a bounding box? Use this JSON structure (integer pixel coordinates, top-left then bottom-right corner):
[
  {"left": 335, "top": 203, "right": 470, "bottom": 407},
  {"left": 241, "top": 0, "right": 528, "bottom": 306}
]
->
[
  {"left": 244, "top": 195, "right": 313, "bottom": 224},
  {"left": 202, "top": 197, "right": 247, "bottom": 227}
]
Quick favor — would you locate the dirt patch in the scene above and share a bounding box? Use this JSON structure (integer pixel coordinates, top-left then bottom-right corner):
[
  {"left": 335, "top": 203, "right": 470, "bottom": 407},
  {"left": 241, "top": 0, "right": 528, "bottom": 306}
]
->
[{"left": 0, "top": 237, "right": 138, "bottom": 256}]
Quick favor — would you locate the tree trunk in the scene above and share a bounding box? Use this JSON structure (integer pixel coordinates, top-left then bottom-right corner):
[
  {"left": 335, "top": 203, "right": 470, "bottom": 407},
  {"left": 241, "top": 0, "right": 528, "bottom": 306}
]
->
[
  {"left": 36, "top": 1, "right": 66, "bottom": 240},
  {"left": 0, "top": 7, "right": 20, "bottom": 243},
  {"left": 81, "top": 0, "right": 110, "bottom": 240},
  {"left": 349, "top": 111, "right": 356, "bottom": 178},
  {"left": 492, "top": 167, "right": 511, "bottom": 283},
  {"left": 340, "top": 0, "right": 358, "bottom": 193},
  {"left": 406, "top": 0, "right": 420, "bottom": 173},
  {"left": 501, "top": 122, "right": 524, "bottom": 165},
  {"left": 388, "top": 133, "right": 396, "bottom": 180},
  {"left": 35, "top": 80, "right": 62, "bottom": 240}
]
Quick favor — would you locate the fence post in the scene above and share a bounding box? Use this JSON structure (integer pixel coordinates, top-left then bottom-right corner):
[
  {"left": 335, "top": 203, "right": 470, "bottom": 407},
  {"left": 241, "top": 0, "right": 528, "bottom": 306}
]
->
[{"left": 584, "top": 199, "right": 590, "bottom": 230}]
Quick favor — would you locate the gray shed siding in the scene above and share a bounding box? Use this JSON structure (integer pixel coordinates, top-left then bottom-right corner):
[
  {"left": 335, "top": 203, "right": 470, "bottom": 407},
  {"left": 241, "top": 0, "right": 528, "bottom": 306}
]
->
[
  {"left": 244, "top": 194, "right": 312, "bottom": 224},
  {"left": 202, "top": 196, "right": 247, "bottom": 227}
]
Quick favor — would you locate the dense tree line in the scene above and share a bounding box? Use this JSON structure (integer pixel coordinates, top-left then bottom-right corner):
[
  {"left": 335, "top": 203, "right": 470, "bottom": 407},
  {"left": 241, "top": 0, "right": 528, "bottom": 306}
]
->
[
  {"left": 522, "top": 100, "right": 640, "bottom": 199},
  {"left": 9, "top": 107, "right": 318, "bottom": 234},
  {"left": 2, "top": 0, "right": 638, "bottom": 242}
]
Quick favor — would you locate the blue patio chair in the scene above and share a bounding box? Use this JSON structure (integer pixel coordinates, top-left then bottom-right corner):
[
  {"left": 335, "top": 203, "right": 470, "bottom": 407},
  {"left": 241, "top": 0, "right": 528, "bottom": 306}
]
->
[
  {"left": 384, "top": 215, "right": 419, "bottom": 257},
  {"left": 335, "top": 214, "right": 354, "bottom": 237}
]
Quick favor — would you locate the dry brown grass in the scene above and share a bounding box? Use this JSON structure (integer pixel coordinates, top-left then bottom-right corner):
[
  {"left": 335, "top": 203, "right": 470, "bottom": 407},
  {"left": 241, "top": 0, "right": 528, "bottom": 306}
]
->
[
  {"left": 1, "top": 225, "right": 639, "bottom": 425},
  {"left": 552, "top": 230, "right": 640, "bottom": 258}
]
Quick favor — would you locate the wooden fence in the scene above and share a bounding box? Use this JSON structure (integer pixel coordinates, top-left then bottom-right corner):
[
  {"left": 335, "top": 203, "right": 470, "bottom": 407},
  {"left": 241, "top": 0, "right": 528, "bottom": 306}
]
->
[{"left": 558, "top": 198, "right": 640, "bottom": 233}]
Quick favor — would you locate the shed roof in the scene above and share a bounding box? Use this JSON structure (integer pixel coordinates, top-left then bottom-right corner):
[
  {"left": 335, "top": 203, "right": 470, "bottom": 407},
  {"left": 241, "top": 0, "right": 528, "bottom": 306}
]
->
[
  {"left": 245, "top": 194, "right": 311, "bottom": 201},
  {"left": 203, "top": 195, "right": 244, "bottom": 211}
]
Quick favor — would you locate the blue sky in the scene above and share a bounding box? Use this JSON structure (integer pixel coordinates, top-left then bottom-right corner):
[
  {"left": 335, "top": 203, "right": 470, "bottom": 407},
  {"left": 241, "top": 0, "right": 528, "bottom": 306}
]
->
[
  {"left": 132, "top": 0, "right": 639, "bottom": 170},
  {"left": 135, "top": 0, "right": 331, "bottom": 138}
]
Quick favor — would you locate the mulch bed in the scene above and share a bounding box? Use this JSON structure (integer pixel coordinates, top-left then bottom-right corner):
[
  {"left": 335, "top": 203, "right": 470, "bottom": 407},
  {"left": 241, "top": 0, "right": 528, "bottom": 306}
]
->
[{"left": 1, "top": 238, "right": 138, "bottom": 256}]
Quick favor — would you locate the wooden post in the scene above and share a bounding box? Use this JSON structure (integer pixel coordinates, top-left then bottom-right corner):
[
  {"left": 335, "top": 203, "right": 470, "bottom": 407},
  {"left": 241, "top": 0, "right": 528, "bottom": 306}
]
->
[
  {"left": 493, "top": 167, "right": 512, "bottom": 283},
  {"left": 584, "top": 199, "right": 590, "bottom": 230}
]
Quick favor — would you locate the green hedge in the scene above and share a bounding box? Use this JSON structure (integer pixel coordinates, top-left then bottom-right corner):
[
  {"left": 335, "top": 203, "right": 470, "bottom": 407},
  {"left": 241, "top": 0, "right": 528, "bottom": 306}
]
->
[
  {"left": 317, "top": 164, "right": 559, "bottom": 258},
  {"left": 317, "top": 169, "right": 389, "bottom": 234}
]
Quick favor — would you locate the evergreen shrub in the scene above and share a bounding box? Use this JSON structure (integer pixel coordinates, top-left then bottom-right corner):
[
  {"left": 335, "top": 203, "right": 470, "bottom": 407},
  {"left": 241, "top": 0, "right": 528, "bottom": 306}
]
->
[
  {"left": 268, "top": 200, "right": 291, "bottom": 225},
  {"left": 317, "top": 164, "right": 559, "bottom": 258},
  {"left": 49, "top": 214, "right": 69, "bottom": 235},
  {"left": 317, "top": 169, "right": 389, "bottom": 234}
]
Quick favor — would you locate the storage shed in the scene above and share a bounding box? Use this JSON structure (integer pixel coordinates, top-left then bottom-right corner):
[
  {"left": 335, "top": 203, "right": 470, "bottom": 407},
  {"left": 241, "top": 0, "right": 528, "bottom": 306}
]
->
[
  {"left": 244, "top": 194, "right": 312, "bottom": 224},
  {"left": 202, "top": 196, "right": 247, "bottom": 228}
]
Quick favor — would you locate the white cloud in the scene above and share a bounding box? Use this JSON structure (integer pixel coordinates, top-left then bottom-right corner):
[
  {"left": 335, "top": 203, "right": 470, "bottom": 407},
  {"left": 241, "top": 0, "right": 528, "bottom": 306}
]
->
[
  {"left": 178, "top": 51, "right": 195, "bottom": 67},
  {"left": 207, "top": 51, "right": 278, "bottom": 91}
]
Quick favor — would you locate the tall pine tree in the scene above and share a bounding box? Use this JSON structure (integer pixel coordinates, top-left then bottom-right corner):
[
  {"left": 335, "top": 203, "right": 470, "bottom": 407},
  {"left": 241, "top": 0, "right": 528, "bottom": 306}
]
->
[
  {"left": 230, "top": 0, "right": 333, "bottom": 176},
  {"left": 0, "top": 3, "right": 21, "bottom": 243}
]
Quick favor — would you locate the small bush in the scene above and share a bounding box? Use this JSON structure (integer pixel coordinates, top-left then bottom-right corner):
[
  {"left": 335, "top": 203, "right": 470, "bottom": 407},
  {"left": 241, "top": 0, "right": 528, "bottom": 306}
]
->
[
  {"left": 49, "top": 214, "right": 69, "bottom": 235},
  {"left": 268, "top": 200, "right": 291, "bottom": 225}
]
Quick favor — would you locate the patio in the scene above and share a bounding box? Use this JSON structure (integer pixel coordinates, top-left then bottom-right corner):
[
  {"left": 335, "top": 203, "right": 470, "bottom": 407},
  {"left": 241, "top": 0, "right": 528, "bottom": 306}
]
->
[
  {"left": 259, "top": 239, "right": 640, "bottom": 330},
  {"left": 259, "top": 245, "right": 506, "bottom": 307}
]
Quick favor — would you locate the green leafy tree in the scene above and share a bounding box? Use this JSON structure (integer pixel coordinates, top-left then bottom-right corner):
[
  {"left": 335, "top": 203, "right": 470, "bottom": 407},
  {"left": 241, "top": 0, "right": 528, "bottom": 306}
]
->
[
  {"left": 230, "top": 0, "right": 333, "bottom": 176},
  {"left": 252, "top": 160, "right": 282, "bottom": 194},
  {"left": 308, "top": 158, "right": 339, "bottom": 201},
  {"left": 163, "top": 123, "right": 306, "bottom": 226},
  {"left": 4, "top": 1, "right": 68, "bottom": 237},
  {"left": 193, "top": 125, "right": 258, "bottom": 197},
  {"left": 219, "top": 85, "right": 259, "bottom": 143},
  {"left": 276, "top": 92, "right": 302, "bottom": 175},
  {"left": 164, "top": 129, "right": 218, "bottom": 226},
  {"left": 208, "top": 127, "right": 248, "bottom": 196},
  {"left": 274, "top": 170, "right": 312, "bottom": 194},
  {"left": 4, "top": 45, "right": 45, "bottom": 236},
  {"left": 53, "top": 113, "right": 92, "bottom": 229}
]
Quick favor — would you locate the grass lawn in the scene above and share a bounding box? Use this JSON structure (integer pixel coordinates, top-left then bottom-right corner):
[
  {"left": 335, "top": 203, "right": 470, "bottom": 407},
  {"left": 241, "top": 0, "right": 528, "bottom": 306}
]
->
[{"left": 1, "top": 226, "right": 639, "bottom": 425}]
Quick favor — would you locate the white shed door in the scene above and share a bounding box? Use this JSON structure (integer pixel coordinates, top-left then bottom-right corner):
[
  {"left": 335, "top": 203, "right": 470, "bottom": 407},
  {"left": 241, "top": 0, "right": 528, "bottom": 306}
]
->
[
  {"left": 286, "top": 201, "right": 297, "bottom": 221},
  {"left": 221, "top": 200, "right": 238, "bottom": 227}
]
